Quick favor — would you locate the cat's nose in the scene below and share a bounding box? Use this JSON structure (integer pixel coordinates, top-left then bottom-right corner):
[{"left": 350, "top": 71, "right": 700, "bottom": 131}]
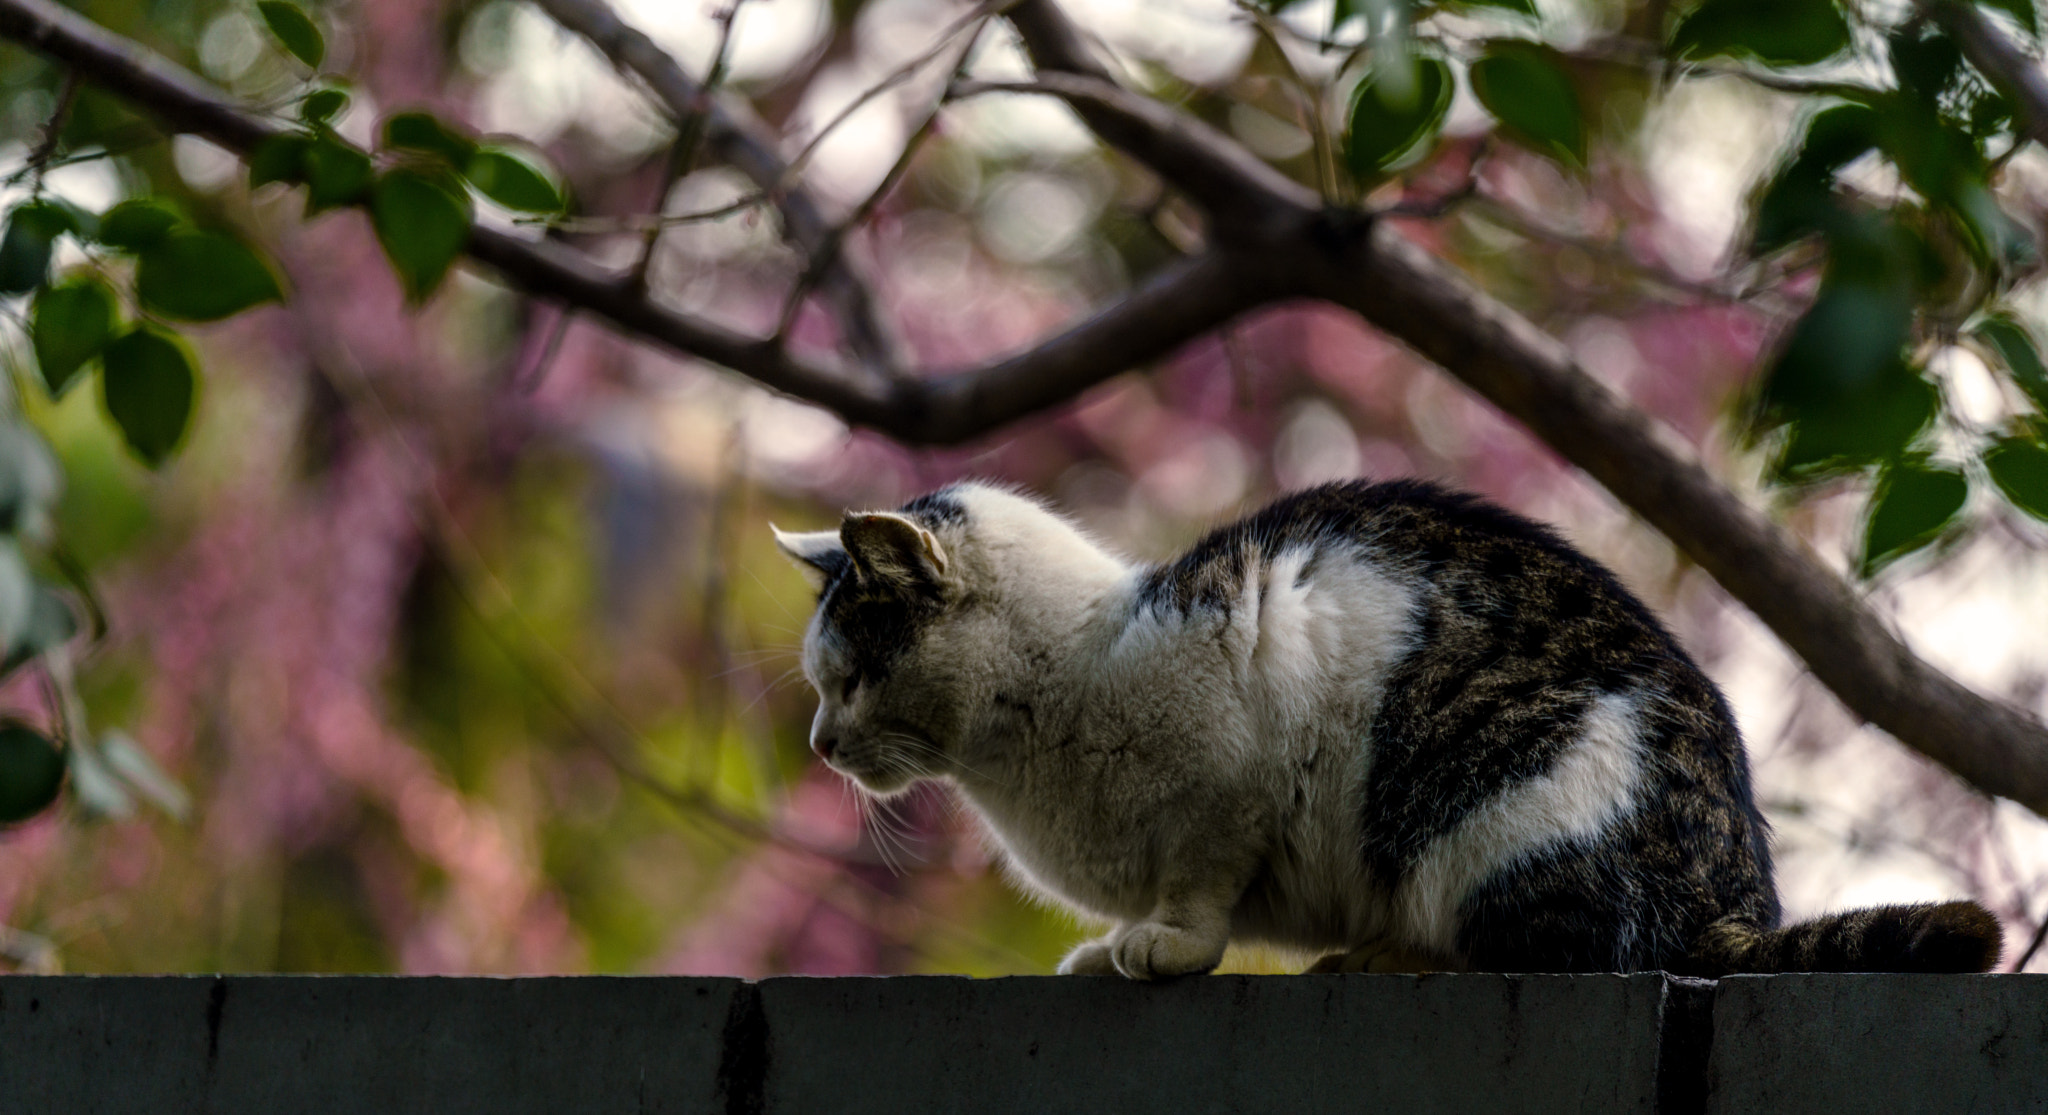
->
[{"left": 812, "top": 735, "right": 839, "bottom": 761}]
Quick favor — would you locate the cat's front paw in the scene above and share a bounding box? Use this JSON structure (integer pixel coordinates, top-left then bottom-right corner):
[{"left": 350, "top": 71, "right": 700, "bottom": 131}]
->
[
  {"left": 1110, "top": 922, "right": 1226, "bottom": 980},
  {"left": 1307, "top": 938, "right": 1449, "bottom": 974},
  {"left": 1057, "top": 938, "right": 1119, "bottom": 975}
]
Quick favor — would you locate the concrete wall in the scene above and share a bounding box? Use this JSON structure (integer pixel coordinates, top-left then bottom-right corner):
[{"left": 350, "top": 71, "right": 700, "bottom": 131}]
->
[{"left": 1, "top": 973, "right": 2041, "bottom": 1114}]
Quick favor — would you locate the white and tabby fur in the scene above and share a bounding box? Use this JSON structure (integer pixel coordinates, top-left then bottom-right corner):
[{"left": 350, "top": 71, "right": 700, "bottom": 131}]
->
[
  {"left": 781, "top": 483, "right": 1633, "bottom": 975},
  {"left": 775, "top": 481, "right": 2001, "bottom": 978}
]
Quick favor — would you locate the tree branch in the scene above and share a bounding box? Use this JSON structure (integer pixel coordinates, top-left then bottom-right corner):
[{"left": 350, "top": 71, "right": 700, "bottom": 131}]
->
[
  {"left": 1303, "top": 223, "right": 2048, "bottom": 817},
  {"left": 951, "top": 76, "right": 1320, "bottom": 237},
  {"left": 6, "top": 0, "right": 2048, "bottom": 820},
  {"left": 1002, "top": 0, "right": 2048, "bottom": 815},
  {"left": 1930, "top": 0, "right": 2048, "bottom": 150},
  {"left": 528, "top": 0, "right": 899, "bottom": 375},
  {"left": 0, "top": 0, "right": 1262, "bottom": 440}
]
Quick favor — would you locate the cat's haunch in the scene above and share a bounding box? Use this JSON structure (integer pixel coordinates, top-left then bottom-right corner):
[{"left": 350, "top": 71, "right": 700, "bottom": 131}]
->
[{"left": 775, "top": 480, "right": 2001, "bottom": 978}]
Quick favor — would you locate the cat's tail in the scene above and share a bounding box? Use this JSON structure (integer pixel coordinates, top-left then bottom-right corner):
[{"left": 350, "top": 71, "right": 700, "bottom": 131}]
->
[{"left": 1687, "top": 901, "right": 2003, "bottom": 975}]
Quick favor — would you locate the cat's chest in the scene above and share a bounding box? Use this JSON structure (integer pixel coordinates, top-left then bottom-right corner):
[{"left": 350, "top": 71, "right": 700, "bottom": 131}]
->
[{"left": 958, "top": 764, "right": 1180, "bottom": 920}]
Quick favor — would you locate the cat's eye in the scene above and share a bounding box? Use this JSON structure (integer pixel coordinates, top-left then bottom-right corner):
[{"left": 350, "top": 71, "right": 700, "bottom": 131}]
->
[{"left": 840, "top": 675, "right": 859, "bottom": 701}]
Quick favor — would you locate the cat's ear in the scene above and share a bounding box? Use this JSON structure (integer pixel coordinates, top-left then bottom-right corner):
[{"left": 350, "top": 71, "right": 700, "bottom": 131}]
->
[
  {"left": 841, "top": 512, "right": 950, "bottom": 595},
  {"left": 772, "top": 525, "right": 850, "bottom": 591}
]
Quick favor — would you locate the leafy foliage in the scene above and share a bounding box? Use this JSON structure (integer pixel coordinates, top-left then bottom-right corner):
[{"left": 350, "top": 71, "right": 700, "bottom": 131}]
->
[
  {"left": 1975, "top": 316, "right": 2048, "bottom": 413},
  {"left": 3, "top": 0, "right": 2048, "bottom": 973},
  {"left": 96, "top": 199, "right": 180, "bottom": 251},
  {"left": 100, "top": 329, "right": 198, "bottom": 467},
  {"left": 1468, "top": 41, "right": 1584, "bottom": 166},
  {"left": 384, "top": 112, "right": 479, "bottom": 167},
  {"left": 133, "top": 231, "right": 283, "bottom": 322},
  {"left": 0, "top": 202, "right": 77, "bottom": 295},
  {"left": 1344, "top": 55, "right": 1454, "bottom": 178},
  {"left": 1670, "top": 0, "right": 1852, "bottom": 69},
  {"left": 1986, "top": 436, "right": 2048, "bottom": 520},
  {"left": 31, "top": 277, "right": 119, "bottom": 397},
  {"left": 257, "top": 1, "right": 326, "bottom": 70},
  {"left": 466, "top": 149, "right": 566, "bottom": 213},
  {"left": 371, "top": 168, "right": 474, "bottom": 301},
  {"left": 1861, "top": 458, "right": 1969, "bottom": 574}
]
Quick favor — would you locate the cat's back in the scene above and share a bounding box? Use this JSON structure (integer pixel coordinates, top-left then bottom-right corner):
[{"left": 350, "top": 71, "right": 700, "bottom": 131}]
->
[{"left": 1139, "top": 479, "right": 1690, "bottom": 681}]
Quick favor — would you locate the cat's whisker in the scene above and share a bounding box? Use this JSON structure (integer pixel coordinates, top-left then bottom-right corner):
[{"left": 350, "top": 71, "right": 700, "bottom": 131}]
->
[
  {"left": 734, "top": 668, "right": 810, "bottom": 718},
  {"left": 880, "top": 795, "right": 932, "bottom": 864},
  {"left": 889, "top": 734, "right": 1005, "bottom": 788},
  {"left": 858, "top": 793, "right": 919, "bottom": 876}
]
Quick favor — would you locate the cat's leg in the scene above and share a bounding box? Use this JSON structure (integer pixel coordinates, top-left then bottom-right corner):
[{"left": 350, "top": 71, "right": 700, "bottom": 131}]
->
[
  {"left": 1108, "top": 902, "right": 1230, "bottom": 980},
  {"left": 1305, "top": 938, "right": 1452, "bottom": 974},
  {"left": 1104, "top": 849, "right": 1260, "bottom": 980},
  {"left": 1056, "top": 934, "right": 1122, "bottom": 975}
]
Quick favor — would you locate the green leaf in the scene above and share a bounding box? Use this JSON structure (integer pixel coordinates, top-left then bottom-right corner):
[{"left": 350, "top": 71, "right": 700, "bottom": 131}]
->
[
  {"left": 31, "top": 277, "right": 120, "bottom": 397},
  {"left": 1672, "top": 0, "right": 1851, "bottom": 68},
  {"left": 1751, "top": 104, "right": 1881, "bottom": 254},
  {"left": 1761, "top": 215, "right": 1941, "bottom": 477},
  {"left": 1775, "top": 361, "right": 1938, "bottom": 478},
  {"left": 304, "top": 137, "right": 375, "bottom": 213},
  {"left": 249, "top": 133, "right": 311, "bottom": 189},
  {"left": 1344, "top": 55, "right": 1454, "bottom": 179},
  {"left": 1442, "top": 0, "right": 1539, "bottom": 14},
  {"left": 0, "top": 420, "right": 62, "bottom": 538},
  {"left": 96, "top": 199, "right": 183, "bottom": 251},
  {"left": 1888, "top": 22, "right": 1963, "bottom": 101},
  {"left": 382, "top": 111, "right": 478, "bottom": 166},
  {"left": 1868, "top": 91, "right": 2037, "bottom": 270},
  {"left": 258, "top": 1, "right": 325, "bottom": 68},
  {"left": 1766, "top": 235, "right": 1918, "bottom": 418},
  {"left": 100, "top": 328, "right": 197, "bottom": 468},
  {"left": 0, "top": 202, "right": 74, "bottom": 295},
  {"left": 1860, "top": 459, "right": 1968, "bottom": 575},
  {"left": 1986, "top": 435, "right": 2048, "bottom": 520},
  {"left": 135, "top": 231, "right": 283, "bottom": 322},
  {"left": 465, "top": 148, "right": 565, "bottom": 213},
  {"left": 0, "top": 721, "right": 66, "bottom": 825},
  {"left": 1469, "top": 41, "right": 1584, "bottom": 166},
  {"left": 300, "top": 86, "right": 350, "bottom": 127},
  {"left": 1975, "top": 314, "right": 2048, "bottom": 413},
  {"left": 370, "top": 168, "right": 473, "bottom": 301}
]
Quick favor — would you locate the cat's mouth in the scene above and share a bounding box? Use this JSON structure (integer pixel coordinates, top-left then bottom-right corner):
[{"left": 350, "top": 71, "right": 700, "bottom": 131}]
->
[
  {"left": 827, "top": 738, "right": 937, "bottom": 797},
  {"left": 828, "top": 759, "right": 920, "bottom": 797}
]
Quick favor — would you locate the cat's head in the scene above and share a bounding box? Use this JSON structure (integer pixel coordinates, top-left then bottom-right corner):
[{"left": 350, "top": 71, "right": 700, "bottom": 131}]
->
[{"left": 773, "top": 488, "right": 992, "bottom": 796}]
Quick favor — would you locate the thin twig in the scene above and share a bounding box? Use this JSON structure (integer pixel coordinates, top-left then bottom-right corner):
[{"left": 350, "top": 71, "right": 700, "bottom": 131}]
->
[
  {"left": 530, "top": 0, "right": 901, "bottom": 374},
  {"left": 781, "top": 0, "right": 1019, "bottom": 185},
  {"left": 1, "top": 130, "right": 160, "bottom": 186},
  {"left": 1463, "top": 194, "right": 1778, "bottom": 309},
  {"left": 1554, "top": 36, "right": 1881, "bottom": 99},
  {"left": 772, "top": 17, "right": 988, "bottom": 348},
  {"left": 1237, "top": 1, "right": 1340, "bottom": 203},
  {"left": 515, "top": 192, "right": 769, "bottom": 233},
  {"left": 8, "top": 0, "right": 2048, "bottom": 821},
  {"left": 628, "top": 0, "right": 747, "bottom": 296},
  {"left": 1929, "top": 0, "right": 2048, "bottom": 150},
  {"left": 26, "top": 69, "right": 78, "bottom": 189},
  {"left": 511, "top": 303, "right": 574, "bottom": 394},
  {"left": 1375, "top": 137, "right": 1492, "bottom": 221}
]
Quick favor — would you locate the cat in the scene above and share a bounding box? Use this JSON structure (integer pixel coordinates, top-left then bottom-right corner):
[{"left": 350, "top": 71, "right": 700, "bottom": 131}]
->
[{"left": 774, "top": 479, "right": 2003, "bottom": 978}]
